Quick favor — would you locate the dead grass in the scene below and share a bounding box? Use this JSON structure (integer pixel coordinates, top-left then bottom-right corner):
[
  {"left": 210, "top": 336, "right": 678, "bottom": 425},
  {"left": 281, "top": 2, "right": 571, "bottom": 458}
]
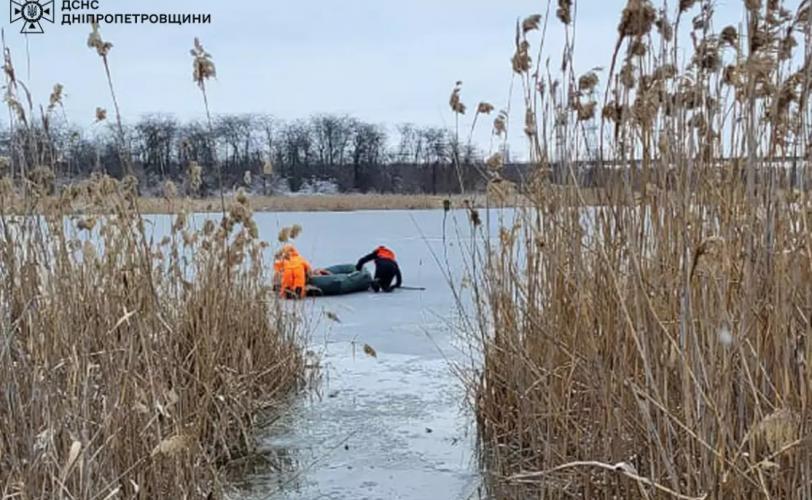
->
[
  {"left": 0, "top": 179, "right": 306, "bottom": 498},
  {"left": 0, "top": 189, "right": 621, "bottom": 215},
  {"left": 139, "top": 193, "right": 488, "bottom": 213},
  {"left": 459, "top": 1, "right": 812, "bottom": 499},
  {"left": 2, "top": 192, "right": 486, "bottom": 214},
  {"left": 0, "top": 24, "right": 308, "bottom": 499}
]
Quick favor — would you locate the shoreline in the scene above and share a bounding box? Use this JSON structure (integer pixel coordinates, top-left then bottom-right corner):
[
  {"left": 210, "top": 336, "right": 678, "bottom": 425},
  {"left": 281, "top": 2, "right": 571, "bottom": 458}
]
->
[
  {"left": 2, "top": 188, "right": 619, "bottom": 215},
  {"left": 136, "top": 193, "right": 486, "bottom": 214},
  {"left": 1, "top": 193, "right": 497, "bottom": 215}
]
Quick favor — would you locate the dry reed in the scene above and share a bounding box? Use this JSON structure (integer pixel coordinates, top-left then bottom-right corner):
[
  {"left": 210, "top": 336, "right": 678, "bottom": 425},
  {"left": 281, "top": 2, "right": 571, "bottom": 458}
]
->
[
  {"left": 0, "top": 31, "right": 305, "bottom": 499},
  {"left": 0, "top": 179, "right": 305, "bottom": 498},
  {"left": 461, "top": 0, "right": 812, "bottom": 498},
  {"left": 0, "top": 192, "right": 531, "bottom": 214}
]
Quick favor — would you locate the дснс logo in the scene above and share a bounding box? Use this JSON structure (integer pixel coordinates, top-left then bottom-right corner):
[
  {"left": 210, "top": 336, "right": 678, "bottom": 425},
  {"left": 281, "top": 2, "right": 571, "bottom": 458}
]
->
[{"left": 10, "top": 0, "right": 54, "bottom": 34}]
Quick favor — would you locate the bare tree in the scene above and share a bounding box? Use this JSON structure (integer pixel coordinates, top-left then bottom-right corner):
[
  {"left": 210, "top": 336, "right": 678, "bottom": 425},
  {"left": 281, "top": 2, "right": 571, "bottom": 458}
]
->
[
  {"left": 134, "top": 114, "right": 179, "bottom": 179},
  {"left": 215, "top": 114, "right": 256, "bottom": 182},
  {"left": 311, "top": 114, "right": 353, "bottom": 168},
  {"left": 349, "top": 121, "right": 387, "bottom": 192},
  {"left": 279, "top": 120, "right": 314, "bottom": 191},
  {"left": 395, "top": 123, "right": 426, "bottom": 165}
]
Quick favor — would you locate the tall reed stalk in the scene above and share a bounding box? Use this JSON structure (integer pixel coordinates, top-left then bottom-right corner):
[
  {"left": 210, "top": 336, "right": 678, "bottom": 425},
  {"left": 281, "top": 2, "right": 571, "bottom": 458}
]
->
[
  {"left": 87, "top": 23, "right": 129, "bottom": 177},
  {"left": 191, "top": 38, "right": 225, "bottom": 214}
]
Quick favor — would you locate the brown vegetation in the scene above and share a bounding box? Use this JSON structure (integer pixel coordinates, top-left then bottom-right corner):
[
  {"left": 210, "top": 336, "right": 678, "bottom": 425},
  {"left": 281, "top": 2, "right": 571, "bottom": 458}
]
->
[
  {"left": 0, "top": 25, "right": 306, "bottom": 499},
  {"left": 3, "top": 192, "right": 489, "bottom": 214},
  {"left": 127, "top": 193, "right": 484, "bottom": 214},
  {"left": 0, "top": 177, "right": 306, "bottom": 498},
  {"left": 461, "top": 1, "right": 812, "bottom": 498},
  {"left": 0, "top": 188, "right": 622, "bottom": 215}
]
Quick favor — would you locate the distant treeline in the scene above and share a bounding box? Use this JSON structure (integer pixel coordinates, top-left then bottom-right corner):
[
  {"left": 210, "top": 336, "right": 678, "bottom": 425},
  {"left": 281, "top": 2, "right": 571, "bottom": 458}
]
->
[
  {"left": 0, "top": 113, "right": 497, "bottom": 195},
  {"left": 4, "top": 112, "right": 805, "bottom": 196}
]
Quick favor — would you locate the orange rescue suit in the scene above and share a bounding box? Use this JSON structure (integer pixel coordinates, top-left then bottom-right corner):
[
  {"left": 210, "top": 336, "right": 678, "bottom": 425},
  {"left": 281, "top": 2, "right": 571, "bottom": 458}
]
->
[{"left": 276, "top": 246, "right": 311, "bottom": 298}]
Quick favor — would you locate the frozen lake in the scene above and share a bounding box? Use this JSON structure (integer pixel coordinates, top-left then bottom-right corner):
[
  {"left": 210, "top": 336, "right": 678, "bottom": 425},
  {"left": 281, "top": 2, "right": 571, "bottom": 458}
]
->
[
  {"left": 145, "top": 208, "right": 511, "bottom": 500},
  {"left": 234, "top": 209, "right": 490, "bottom": 500}
]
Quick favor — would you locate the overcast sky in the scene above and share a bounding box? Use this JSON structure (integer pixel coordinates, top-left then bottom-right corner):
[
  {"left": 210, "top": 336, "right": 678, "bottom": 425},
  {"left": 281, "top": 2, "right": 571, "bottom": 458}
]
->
[{"left": 2, "top": 0, "right": 755, "bottom": 157}]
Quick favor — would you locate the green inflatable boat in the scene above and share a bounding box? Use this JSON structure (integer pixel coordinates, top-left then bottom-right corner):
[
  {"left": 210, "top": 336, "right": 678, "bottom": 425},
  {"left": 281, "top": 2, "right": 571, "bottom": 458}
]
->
[{"left": 307, "top": 264, "right": 372, "bottom": 296}]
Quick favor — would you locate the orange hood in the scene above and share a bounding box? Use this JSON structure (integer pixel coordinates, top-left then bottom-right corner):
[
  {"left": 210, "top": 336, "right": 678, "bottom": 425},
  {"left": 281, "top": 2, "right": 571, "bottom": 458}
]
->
[
  {"left": 283, "top": 244, "right": 300, "bottom": 258},
  {"left": 375, "top": 246, "right": 396, "bottom": 261}
]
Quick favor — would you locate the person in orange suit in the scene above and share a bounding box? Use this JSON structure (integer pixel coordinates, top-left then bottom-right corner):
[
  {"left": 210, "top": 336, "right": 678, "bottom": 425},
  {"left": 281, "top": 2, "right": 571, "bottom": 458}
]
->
[{"left": 275, "top": 245, "right": 312, "bottom": 299}]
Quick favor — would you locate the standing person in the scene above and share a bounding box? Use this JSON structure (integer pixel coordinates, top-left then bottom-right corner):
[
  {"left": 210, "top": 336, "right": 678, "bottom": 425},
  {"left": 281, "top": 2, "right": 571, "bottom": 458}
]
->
[
  {"left": 276, "top": 244, "right": 312, "bottom": 299},
  {"left": 356, "top": 245, "right": 402, "bottom": 293}
]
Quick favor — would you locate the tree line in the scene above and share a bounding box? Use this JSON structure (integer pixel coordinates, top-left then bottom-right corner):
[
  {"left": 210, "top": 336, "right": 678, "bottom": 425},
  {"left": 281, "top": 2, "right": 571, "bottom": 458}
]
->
[{"left": 0, "top": 112, "right": 489, "bottom": 195}]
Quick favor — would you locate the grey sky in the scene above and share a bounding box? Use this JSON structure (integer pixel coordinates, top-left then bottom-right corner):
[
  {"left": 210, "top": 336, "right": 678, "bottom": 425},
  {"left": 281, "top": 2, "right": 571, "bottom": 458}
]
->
[{"left": 3, "top": 0, "right": 752, "bottom": 157}]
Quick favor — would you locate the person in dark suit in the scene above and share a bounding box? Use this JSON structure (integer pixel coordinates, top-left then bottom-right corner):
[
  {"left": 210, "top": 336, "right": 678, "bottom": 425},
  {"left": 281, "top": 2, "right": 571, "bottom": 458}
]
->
[{"left": 356, "top": 245, "right": 402, "bottom": 292}]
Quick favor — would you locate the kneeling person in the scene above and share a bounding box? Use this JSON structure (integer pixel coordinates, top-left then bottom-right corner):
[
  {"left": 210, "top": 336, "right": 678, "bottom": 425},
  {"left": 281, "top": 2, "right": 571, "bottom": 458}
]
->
[
  {"left": 275, "top": 245, "right": 312, "bottom": 299},
  {"left": 356, "top": 245, "right": 402, "bottom": 293}
]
